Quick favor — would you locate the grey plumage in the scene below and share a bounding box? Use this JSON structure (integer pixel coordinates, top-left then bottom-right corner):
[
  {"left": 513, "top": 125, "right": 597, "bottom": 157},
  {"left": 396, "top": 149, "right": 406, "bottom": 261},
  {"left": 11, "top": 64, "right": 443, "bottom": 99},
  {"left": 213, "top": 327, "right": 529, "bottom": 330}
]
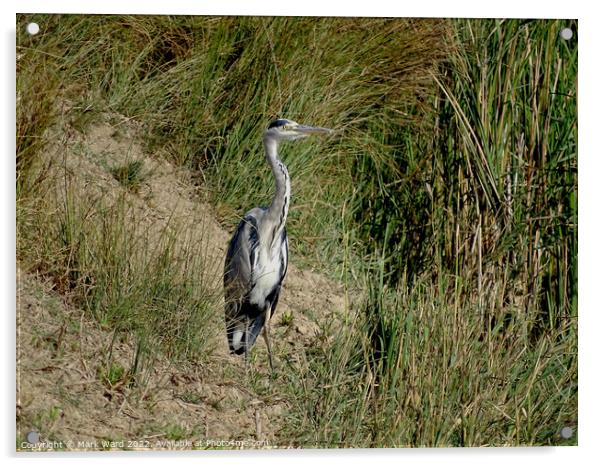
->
[
  {"left": 224, "top": 208, "right": 288, "bottom": 354},
  {"left": 223, "top": 118, "right": 332, "bottom": 369}
]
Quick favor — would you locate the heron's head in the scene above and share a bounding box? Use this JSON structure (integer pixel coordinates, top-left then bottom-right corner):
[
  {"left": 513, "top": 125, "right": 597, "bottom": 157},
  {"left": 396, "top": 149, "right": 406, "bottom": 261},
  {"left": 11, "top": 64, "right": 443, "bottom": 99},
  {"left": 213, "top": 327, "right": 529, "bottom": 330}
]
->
[{"left": 265, "top": 118, "right": 333, "bottom": 142}]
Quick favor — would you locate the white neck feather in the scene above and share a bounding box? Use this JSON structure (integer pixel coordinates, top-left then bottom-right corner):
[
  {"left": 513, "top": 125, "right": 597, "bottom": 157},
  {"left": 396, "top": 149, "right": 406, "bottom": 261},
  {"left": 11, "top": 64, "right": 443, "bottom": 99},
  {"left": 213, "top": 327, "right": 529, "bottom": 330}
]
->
[{"left": 263, "top": 135, "right": 290, "bottom": 248}]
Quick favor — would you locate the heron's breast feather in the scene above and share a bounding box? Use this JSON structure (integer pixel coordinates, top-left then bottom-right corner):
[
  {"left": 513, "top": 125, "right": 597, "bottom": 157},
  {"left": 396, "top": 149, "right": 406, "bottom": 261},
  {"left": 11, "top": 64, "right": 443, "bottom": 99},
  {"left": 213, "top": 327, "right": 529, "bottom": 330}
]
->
[{"left": 248, "top": 249, "right": 283, "bottom": 306}]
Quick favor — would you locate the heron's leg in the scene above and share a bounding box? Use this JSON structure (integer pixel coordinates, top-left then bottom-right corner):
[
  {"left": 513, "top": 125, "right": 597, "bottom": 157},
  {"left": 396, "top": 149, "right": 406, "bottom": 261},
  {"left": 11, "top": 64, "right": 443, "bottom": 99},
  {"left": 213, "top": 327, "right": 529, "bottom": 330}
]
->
[
  {"left": 262, "top": 308, "right": 274, "bottom": 374},
  {"left": 244, "top": 315, "right": 250, "bottom": 374}
]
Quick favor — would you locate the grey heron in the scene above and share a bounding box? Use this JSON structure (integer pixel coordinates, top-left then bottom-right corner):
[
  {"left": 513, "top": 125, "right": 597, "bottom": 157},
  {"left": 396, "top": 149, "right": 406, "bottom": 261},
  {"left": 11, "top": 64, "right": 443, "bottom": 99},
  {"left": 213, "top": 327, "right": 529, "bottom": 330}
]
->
[{"left": 223, "top": 118, "right": 332, "bottom": 371}]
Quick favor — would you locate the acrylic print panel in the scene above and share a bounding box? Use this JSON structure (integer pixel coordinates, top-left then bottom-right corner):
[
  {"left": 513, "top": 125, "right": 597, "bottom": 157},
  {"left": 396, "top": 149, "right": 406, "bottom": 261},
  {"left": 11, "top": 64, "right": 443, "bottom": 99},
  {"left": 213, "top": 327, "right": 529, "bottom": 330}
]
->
[{"left": 16, "top": 14, "right": 577, "bottom": 450}]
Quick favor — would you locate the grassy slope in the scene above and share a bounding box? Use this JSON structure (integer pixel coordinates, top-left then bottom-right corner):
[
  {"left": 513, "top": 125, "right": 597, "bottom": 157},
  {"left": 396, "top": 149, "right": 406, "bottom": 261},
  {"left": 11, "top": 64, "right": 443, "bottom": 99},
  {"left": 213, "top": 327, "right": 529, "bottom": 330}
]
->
[{"left": 17, "top": 15, "right": 577, "bottom": 447}]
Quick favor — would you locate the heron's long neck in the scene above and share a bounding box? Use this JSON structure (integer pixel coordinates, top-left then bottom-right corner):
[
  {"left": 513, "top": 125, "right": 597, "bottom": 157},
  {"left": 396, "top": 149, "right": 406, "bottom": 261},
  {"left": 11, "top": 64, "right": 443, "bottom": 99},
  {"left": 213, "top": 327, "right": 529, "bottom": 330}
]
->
[{"left": 263, "top": 136, "right": 290, "bottom": 248}]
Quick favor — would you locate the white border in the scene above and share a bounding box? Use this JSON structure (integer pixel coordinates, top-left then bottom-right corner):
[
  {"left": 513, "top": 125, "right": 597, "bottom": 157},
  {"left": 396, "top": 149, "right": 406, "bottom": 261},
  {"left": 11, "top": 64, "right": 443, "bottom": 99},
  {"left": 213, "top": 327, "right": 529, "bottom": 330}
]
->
[
  {"left": 12, "top": 0, "right": 581, "bottom": 18},
  {"left": 4, "top": 1, "right": 599, "bottom": 465}
]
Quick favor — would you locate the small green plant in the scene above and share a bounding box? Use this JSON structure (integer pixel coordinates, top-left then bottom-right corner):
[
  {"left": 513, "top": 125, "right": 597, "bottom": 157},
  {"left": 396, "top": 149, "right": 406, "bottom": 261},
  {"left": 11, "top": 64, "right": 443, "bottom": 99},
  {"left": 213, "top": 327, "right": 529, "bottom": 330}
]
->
[
  {"left": 98, "top": 363, "right": 126, "bottom": 388},
  {"left": 31, "top": 405, "right": 63, "bottom": 435},
  {"left": 47, "top": 406, "right": 62, "bottom": 423},
  {"left": 280, "top": 310, "right": 294, "bottom": 327},
  {"left": 178, "top": 391, "right": 204, "bottom": 405},
  {"left": 110, "top": 160, "right": 146, "bottom": 192},
  {"left": 165, "top": 424, "right": 187, "bottom": 441}
]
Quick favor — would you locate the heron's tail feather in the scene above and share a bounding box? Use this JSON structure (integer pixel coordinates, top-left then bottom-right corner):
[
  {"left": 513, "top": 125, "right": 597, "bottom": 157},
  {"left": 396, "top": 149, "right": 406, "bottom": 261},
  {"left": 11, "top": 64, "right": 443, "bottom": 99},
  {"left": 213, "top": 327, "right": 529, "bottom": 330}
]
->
[{"left": 227, "top": 306, "right": 266, "bottom": 355}]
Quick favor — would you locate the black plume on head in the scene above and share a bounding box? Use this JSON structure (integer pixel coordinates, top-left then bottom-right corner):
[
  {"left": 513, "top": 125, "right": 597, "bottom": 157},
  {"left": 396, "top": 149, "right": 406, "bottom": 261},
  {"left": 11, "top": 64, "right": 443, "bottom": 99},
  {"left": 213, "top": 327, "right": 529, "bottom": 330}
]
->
[{"left": 268, "top": 119, "right": 289, "bottom": 130}]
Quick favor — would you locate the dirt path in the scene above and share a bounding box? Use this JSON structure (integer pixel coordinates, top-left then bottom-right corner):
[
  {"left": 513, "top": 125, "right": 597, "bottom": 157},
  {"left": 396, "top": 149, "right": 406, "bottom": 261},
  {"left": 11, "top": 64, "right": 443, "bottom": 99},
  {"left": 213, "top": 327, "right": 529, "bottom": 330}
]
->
[{"left": 16, "top": 115, "right": 347, "bottom": 450}]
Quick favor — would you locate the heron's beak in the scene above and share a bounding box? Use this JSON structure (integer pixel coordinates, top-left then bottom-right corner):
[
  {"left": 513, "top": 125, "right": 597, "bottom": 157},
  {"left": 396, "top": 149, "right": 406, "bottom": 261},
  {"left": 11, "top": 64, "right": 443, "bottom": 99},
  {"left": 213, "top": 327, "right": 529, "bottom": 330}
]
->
[{"left": 294, "top": 124, "right": 334, "bottom": 136}]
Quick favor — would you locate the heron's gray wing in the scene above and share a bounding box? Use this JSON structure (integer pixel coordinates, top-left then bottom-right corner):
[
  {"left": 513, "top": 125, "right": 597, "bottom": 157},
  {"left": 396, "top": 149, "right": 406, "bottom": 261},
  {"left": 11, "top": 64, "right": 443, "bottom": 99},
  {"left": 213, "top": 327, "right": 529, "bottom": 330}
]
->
[
  {"left": 224, "top": 209, "right": 264, "bottom": 354},
  {"left": 224, "top": 211, "right": 262, "bottom": 304}
]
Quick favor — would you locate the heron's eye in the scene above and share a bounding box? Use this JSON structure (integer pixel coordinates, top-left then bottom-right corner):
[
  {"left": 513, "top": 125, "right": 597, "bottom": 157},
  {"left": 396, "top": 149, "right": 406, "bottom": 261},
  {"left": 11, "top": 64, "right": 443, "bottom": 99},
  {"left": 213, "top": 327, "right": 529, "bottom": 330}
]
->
[{"left": 282, "top": 124, "right": 289, "bottom": 130}]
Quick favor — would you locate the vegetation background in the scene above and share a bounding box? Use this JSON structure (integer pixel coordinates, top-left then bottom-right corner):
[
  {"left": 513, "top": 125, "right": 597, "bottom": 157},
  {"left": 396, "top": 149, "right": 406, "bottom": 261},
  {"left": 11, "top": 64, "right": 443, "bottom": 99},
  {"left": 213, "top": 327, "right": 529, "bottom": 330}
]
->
[{"left": 16, "top": 15, "right": 577, "bottom": 448}]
